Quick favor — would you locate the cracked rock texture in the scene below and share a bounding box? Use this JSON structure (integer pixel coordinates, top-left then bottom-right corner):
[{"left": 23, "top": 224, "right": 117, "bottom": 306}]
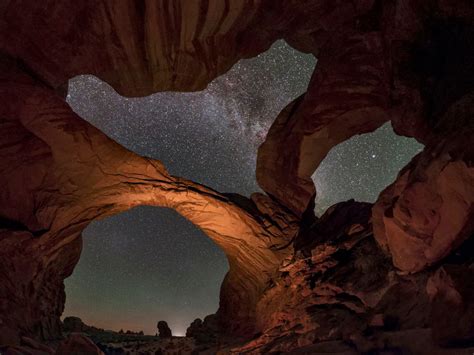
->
[{"left": 0, "top": 0, "right": 474, "bottom": 353}]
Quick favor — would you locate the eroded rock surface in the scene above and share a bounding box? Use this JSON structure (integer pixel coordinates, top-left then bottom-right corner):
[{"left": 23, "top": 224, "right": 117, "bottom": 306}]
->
[
  {"left": 0, "top": 62, "right": 295, "bottom": 341},
  {"left": 257, "top": 30, "right": 390, "bottom": 216},
  {"left": 231, "top": 202, "right": 474, "bottom": 354},
  {"left": 0, "top": 1, "right": 272, "bottom": 96},
  {"left": 373, "top": 128, "right": 474, "bottom": 272}
]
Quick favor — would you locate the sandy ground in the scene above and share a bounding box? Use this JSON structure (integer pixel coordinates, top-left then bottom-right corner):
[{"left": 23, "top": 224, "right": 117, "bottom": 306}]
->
[{"left": 99, "top": 337, "right": 221, "bottom": 355}]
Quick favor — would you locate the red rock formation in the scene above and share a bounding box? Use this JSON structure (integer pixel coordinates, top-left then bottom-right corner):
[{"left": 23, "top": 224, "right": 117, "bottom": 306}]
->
[
  {"left": 258, "top": 0, "right": 474, "bottom": 219},
  {"left": 62, "top": 317, "right": 106, "bottom": 335},
  {"left": 186, "top": 315, "right": 219, "bottom": 345},
  {"left": 0, "top": 0, "right": 338, "bottom": 97},
  {"left": 427, "top": 265, "right": 474, "bottom": 346},
  {"left": 0, "top": 0, "right": 473, "bottom": 353},
  {"left": 0, "top": 1, "right": 268, "bottom": 96},
  {"left": 373, "top": 128, "right": 474, "bottom": 272},
  {"left": 157, "top": 321, "right": 172, "bottom": 339},
  {"left": 372, "top": 16, "right": 474, "bottom": 272},
  {"left": 230, "top": 201, "right": 473, "bottom": 354},
  {"left": 56, "top": 333, "right": 104, "bottom": 355},
  {"left": 258, "top": 30, "right": 390, "bottom": 216},
  {"left": 2, "top": 336, "right": 55, "bottom": 355},
  {"left": 0, "top": 56, "right": 296, "bottom": 341}
]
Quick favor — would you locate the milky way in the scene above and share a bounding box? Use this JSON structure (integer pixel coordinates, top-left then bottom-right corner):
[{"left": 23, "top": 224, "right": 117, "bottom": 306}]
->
[{"left": 64, "top": 40, "right": 422, "bottom": 335}]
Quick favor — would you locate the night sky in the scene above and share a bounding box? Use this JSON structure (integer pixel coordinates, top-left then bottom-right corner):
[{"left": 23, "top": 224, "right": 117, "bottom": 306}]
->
[{"left": 64, "top": 41, "right": 423, "bottom": 335}]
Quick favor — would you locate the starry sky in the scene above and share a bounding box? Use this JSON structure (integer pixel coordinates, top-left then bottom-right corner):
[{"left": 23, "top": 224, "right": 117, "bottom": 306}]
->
[{"left": 64, "top": 41, "right": 423, "bottom": 335}]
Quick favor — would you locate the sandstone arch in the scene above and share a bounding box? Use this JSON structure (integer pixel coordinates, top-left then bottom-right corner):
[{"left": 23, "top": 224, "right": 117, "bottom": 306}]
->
[
  {"left": 1, "top": 0, "right": 474, "bottom": 352},
  {"left": 0, "top": 63, "right": 299, "bottom": 341}
]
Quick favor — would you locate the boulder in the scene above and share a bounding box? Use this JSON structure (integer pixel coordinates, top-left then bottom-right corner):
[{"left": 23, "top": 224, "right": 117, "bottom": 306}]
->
[
  {"left": 157, "top": 321, "right": 172, "bottom": 339},
  {"left": 186, "top": 315, "right": 219, "bottom": 345},
  {"left": 56, "top": 333, "right": 103, "bottom": 355},
  {"left": 427, "top": 265, "right": 474, "bottom": 346}
]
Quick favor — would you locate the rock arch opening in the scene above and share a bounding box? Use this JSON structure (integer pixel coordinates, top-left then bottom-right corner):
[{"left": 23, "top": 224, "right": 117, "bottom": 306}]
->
[
  {"left": 60, "top": 40, "right": 315, "bottom": 337},
  {"left": 66, "top": 40, "right": 315, "bottom": 195},
  {"left": 313, "top": 123, "right": 424, "bottom": 215},
  {"left": 63, "top": 206, "right": 228, "bottom": 336}
]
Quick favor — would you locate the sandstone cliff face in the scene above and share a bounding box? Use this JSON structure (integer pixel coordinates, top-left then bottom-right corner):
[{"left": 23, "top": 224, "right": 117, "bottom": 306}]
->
[
  {"left": 0, "top": 0, "right": 474, "bottom": 354},
  {"left": 0, "top": 0, "right": 269, "bottom": 95},
  {"left": 373, "top": 128, "right": 474, "bottom": 272}
]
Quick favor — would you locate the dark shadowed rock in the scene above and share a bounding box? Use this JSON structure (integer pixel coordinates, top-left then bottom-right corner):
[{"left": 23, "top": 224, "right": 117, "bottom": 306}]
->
[
  {"left": 157, "top": 321, "right": 172, "bottom": 339},
  {"left": 62, "top": 317, "right": 88, "bottom": 333},
  {"left": 0, "top": 336, "right": 54, "bottom": 354},
  {"left": 427, "top": 265, "right": 474, "bottom": 346},
  {"left": 186, "top": 314, "right": 219, "bottom": 345},
  {"left": 56, "top": 333, "right": 103, "bottom": 355}
]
